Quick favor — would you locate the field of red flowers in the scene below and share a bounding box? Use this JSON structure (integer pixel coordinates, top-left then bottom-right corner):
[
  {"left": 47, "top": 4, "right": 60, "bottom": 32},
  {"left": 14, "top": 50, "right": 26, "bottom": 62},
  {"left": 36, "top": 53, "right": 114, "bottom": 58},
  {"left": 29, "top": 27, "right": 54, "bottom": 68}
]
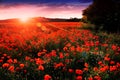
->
[{"left": 0, "top": 22, "right": 120, "bottom": 80}]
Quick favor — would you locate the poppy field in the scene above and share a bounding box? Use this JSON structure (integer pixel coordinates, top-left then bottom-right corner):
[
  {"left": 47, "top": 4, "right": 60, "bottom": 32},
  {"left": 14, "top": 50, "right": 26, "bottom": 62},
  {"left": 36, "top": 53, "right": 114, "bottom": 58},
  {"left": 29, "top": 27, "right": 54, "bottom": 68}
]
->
[{"left": 0, "top": 22, "right": 120, "bottom": 80}]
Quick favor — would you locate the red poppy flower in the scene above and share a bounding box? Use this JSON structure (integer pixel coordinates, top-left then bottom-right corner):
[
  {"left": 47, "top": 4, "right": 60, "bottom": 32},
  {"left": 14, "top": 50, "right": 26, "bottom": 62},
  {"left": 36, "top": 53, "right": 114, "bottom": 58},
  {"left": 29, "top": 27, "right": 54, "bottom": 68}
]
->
[
  {"left": 44, "top": 74, "right": 52, "bottom": 80},
  {"left": 2, "top": 63, "right": 10, "bottom": 68},
  {"left": 68, "top": 69, "right": 74, "bottom": 73},
  {"left": 8, "top": 66, "right": 15, "bottom": 72},
  {"left": 75, "top": 69, "right": 83, "bottom": 75},
  {"left": 38, "top": 65, "right": 44, "bottom": 71},
  {"left": 76, "top": 76, "right": 82, "bottom": 80},
  {"left": 88, "top": 77, "right": 93, "bottom": 80},
  {"left": 19, "top": 63, "right": 25, "bottom": 68},
  {"left": 94, "top": 75, "right": 101, "bottom": 80}
]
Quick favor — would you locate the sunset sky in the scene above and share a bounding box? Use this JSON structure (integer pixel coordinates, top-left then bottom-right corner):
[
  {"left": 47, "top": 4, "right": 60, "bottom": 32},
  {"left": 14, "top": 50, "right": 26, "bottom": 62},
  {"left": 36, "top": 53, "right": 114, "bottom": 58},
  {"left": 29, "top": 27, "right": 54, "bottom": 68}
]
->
[{"left": 0, "top": 0, "right": 92, "bottom": 20}]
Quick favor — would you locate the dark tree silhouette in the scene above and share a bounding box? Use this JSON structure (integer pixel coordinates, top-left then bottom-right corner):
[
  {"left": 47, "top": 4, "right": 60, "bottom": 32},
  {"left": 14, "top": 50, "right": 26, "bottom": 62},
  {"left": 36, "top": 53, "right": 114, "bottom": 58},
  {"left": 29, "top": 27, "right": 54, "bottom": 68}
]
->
[{"left": 83, "top": 0, "right": 120, "bottom": 32}]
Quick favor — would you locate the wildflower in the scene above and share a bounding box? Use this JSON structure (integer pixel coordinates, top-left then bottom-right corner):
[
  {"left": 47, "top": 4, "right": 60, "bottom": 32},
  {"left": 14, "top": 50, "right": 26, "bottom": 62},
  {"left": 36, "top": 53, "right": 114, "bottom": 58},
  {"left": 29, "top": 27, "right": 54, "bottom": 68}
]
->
[
  {"left": 37, "top": 52, "right": 42, "bottom": 57},
  {"left": 110, "top": 66, "right": 117, "bottom": 71},
  {"left": 95, "top": 47, "right": 99, "bottom": 51},
  {"left": 94, "top": 75, "right": 101, "bottom": 80},
  {"left": 65, "top": 59, "right": 70, "bottom": 63},
  {"left": 104, "top": 57, "right": 110, "bottom": 61},
  {"left": 2, "top": 63, "right": 10, "bottom": 68},
  {"left": 8, "top": 66, "right": 15, "bottom": 72},
  {"left": 68, "top": 69, "right": 74, "bottom": 73},
  {"left": 66, "top": 43, "right": 71, "bottom": 47},
  {"left": 70, "top": 46, "right": 75, "bottom": 51},
  {"left": 35, "top": 58, "right": 44, "bottom": 65},
  {"left": 7, "top": 59, "right": 13, "bottom": 64},
  {"left": 44, "top": 74, "right": 52, "bottom": 80},
  {"left": 84, "top": 68, "right": 88, "bottom": 71},
  {"left": 76, "top": 45, "right": 82, "bottom": 52},
  {"left": 38, "top": 52, "right": 45, "bottom": 57},
  {"left": 85, "top": 42, "right": 90, "bottom": 46},
  {"left": 54, "top": 62, "right": 64, "bottom": 69},
  {"left": 38, "top": 65, "right": 44, "bottom": 71},
  {"left": 25, "top": 56, "right": 31, "bottom": 61},
  {"left": 24, "top": 70, "right": 27, "bottom": 74},
  {"left": 76, "top": 76, "right": 82, "bottom": 80},
  {"left": 95, "top": 41, "right": 99, "bottom": 46},
  {"left": 19, "top": 63, "right": 25, "bottom": 68},
  {"left": 16, "top": 67, "right": 21, "bottom": 71},
  {"left": 88, "top": 77, "right": 93, "bottom": 80},
  {"left": 102, "top": 43, "right": 108, "bottom": 47},
  {"left": 13, "top": 59, "right": 17, "bottom": 63},
  {"left": 100, "top": 68, "right": 104, "bottom": 72},
  {"left": 117, "top": 62, "right": 120, "bottom": 68},
  {"left": 43, "top": 49, "right": 47, "bottom": 52},
  {"left": 1, "top": 57, "right": 4, "bottom": 60},
  {"left": 93, "top": 67, "right": 98, "bottom": 71},
  {"left": 75, "top": 69, "right": 83, "bottom": 75},
  {"left": 104, "top": 65, "right": 109, "bottom": 70},
  {"left": 30, "top": 59, "right": 34, "bottom": 62},
  {"left": 50, "top": 50, "right": 57, "bottom": 57},
  {"left": 111, "top": 45, "right": 117, "bottom": 50},
  {"left": 98, "top": 61, "right": 102, "bottom": 65},
  {"left": 3, "top": 53, "right": 7, "bottom": 57},
  {"left": 90, "top": 41, "right": 94, "bottom": 46},
  {"left": 0, "top": 60, "right": 3, "bottom": 63},
  {"left": 65, "top": 53, "right": 69, "bottom": 57},
  {"left": 110, "top": 61, "right": 115, "bottom": 65},
  {"left": 59, "top": 52, "right": 64, "bottom": 59},
  {"left": 105, "top": 54, "right": 110, "bottom": 57},
  {"left": 63, "top": 46, "right": 68, "bottom": 51},
  {"left": 84, "top": 63, "right": 89, "bottom": 67}
]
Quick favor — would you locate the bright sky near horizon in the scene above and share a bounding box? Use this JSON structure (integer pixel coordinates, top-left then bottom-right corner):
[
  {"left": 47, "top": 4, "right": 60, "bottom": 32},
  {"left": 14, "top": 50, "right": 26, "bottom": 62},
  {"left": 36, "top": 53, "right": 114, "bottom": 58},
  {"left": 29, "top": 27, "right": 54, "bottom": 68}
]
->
[{"left": 0, "top": 0, "right": 92, "bottom": 20}]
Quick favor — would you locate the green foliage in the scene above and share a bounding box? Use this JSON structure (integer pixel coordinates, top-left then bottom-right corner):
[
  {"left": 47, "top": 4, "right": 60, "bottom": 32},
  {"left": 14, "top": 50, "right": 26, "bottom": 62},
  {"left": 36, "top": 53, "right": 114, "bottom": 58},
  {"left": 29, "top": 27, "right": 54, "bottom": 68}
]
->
[
  {"left": 95, "top": 32, "right": 120, "bottom": 45},
  {"left": 87, "top": 53, "right": 100, "bottom": 67},
  {"left": 79, "top": 22, "right": 95, "bottom": 31}
]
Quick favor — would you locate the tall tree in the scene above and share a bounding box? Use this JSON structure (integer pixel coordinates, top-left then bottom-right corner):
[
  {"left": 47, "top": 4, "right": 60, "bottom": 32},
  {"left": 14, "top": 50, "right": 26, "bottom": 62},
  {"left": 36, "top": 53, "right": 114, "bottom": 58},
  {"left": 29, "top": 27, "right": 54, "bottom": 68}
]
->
[{"left": 83, "top": 0, "right": 120, "bottom": 32}]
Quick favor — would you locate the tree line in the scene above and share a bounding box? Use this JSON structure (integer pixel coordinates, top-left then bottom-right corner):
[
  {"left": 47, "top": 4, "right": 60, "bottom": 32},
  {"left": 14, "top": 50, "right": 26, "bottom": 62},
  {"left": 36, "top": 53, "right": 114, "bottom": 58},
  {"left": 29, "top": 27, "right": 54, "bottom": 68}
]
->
[{"left": 82, "top": 0, "right": 120, "bottom": 33}]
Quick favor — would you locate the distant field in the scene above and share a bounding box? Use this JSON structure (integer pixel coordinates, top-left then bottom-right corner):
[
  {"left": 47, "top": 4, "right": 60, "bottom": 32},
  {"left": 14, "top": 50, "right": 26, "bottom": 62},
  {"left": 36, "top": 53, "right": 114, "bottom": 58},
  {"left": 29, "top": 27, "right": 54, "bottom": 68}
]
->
[
  {"left": 0, "top": 22, "right": 81, "bottom": 28},
  {"left": 0, "top": 22, "right": 82, "bottom": 32}
]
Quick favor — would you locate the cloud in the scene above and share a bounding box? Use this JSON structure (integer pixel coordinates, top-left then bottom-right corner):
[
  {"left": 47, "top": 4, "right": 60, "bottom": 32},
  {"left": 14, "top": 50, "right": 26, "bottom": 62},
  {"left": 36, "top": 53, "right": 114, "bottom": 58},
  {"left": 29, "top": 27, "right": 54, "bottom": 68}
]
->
[
  {"left": 2, "top": 0, "right": 92, "bottom": 4},
  {"left": 0, "top": 3, "right": 91, "bottom": 20},
  {"left": 78, "top": 0, "right": 93, "bottom": 3}
]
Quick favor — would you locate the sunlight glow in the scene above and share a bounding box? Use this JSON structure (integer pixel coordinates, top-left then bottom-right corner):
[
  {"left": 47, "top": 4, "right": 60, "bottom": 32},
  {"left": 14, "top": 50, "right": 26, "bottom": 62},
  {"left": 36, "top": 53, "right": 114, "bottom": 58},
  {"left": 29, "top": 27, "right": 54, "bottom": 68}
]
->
[
  {"left": 37, "top": 23, "right": 47, "bottom": 31},
  {"left": 19, "top": 17, "right": 29, "bottom": 22}
]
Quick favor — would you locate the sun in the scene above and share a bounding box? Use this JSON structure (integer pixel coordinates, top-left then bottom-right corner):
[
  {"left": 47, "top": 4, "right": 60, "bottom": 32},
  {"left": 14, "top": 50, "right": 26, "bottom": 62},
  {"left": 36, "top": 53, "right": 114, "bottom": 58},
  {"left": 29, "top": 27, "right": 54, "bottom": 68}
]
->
[{"left": 19, "top": 17, "right": 29, "bottom": 22}]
